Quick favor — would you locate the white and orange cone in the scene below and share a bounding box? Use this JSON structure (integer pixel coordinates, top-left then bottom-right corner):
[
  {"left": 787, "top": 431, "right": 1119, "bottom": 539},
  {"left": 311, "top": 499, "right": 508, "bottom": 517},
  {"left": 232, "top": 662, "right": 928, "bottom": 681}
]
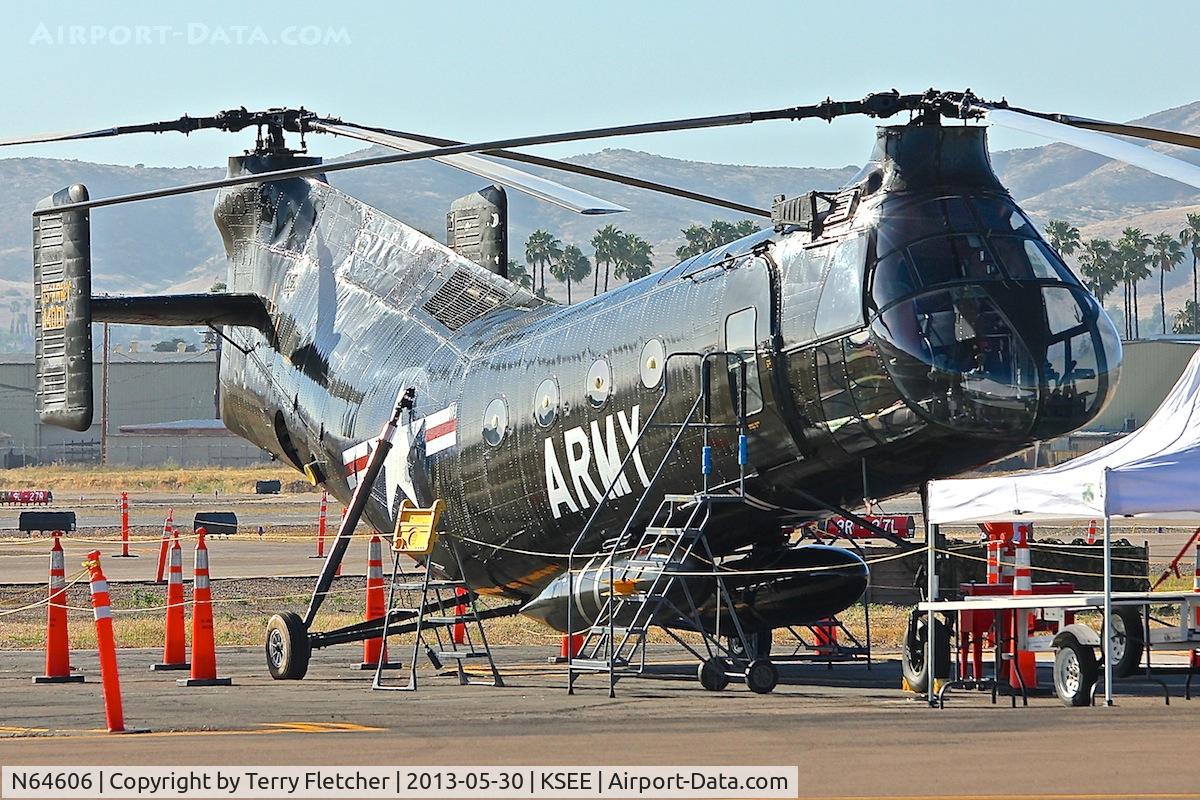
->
[
  {"left": 360, "top": 534, "right": 399, "bottom": 670},
  {"left": 33, "top": 533, "right": 84, "bottom": 684},
  {"left": 84, "top": 550, "right": 125, "bottom": 732},
  {"left": 155, "top": 507, "right": 174, "bottom": 583},
  {"left": 151, "top": 530, "right": 189, "bottom": 671},
  {"left": 177, "top": 529, "right": 231, "bottom": 686}
]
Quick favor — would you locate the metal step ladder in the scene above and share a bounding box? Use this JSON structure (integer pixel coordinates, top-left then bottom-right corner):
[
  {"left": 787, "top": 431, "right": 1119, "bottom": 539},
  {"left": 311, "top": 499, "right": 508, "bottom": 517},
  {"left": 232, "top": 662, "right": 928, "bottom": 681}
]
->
[
  {"left": 568, "top": 491, "right": 757, "bottom": 696},
  {"left": 373, "top": 500, "right": 503, "bottom": 692},
  {"left": 566, "top": 351, "right": 766, "bottom": 696}
]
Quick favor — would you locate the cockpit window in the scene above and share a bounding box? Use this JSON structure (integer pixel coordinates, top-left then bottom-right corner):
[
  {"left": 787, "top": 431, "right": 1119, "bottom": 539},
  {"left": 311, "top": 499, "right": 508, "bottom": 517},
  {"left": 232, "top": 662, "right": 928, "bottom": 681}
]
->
[
  {"left": 970, "top": 197, "right": 1037, "bottom": 238},
  {"left": 876, "top": 197, "right": 974, "bottom": 258},
  {"left": 907, "top": 235, "right": 1004, "bottom": 286},
  {"left": 991, "top": 237, "right": 1080, "bottom": 284}
]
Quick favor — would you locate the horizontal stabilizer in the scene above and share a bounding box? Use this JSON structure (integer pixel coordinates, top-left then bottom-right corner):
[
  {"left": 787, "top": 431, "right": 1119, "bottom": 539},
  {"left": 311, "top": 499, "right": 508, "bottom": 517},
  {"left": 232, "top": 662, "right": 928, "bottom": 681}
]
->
[{"left": 93, "top": 293, "right": 271, "bottom": 331}]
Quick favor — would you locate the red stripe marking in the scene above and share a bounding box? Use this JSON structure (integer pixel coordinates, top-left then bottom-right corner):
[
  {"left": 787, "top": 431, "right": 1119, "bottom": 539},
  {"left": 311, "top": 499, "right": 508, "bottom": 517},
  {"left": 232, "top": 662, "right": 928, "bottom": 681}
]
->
[
  {"left": 427, "top": 418, "right": 456, "bottom": 440},
  {"left": 344, "top": 453, "right": 370, "bottom": 475}
]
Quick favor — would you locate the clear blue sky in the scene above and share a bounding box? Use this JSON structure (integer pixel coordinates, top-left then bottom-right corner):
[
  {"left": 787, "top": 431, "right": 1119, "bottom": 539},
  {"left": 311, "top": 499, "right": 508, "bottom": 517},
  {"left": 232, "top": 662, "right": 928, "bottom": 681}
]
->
[{"left": 1, "top": 0, "right": 1196, "bottom": 170}]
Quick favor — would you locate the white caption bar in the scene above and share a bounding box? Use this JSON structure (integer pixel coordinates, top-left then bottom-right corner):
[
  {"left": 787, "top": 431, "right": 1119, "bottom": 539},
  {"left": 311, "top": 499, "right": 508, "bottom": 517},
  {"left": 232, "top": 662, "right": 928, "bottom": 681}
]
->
[{"left": 2, "top": 766, "right": 798, "bottom": 799}]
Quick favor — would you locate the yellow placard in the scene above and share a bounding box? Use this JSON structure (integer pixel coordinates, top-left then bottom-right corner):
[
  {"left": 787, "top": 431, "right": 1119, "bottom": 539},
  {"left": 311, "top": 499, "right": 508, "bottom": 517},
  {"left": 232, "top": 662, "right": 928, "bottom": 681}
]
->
[
  {"left": 393, "top": 499, "right": 444, "bottom": 555},
  {"left": 41, "top": 282, "right": 69, "bottom": 331}
]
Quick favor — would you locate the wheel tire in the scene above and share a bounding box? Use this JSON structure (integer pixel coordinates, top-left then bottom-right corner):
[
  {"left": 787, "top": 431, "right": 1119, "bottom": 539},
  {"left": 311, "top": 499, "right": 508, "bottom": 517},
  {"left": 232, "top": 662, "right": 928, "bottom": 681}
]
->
[
  {"left": 901, "top": 613, "right": 950, "bottom": 694},
  {"left": 727, "top": 630, "right": 773, "bottom": 660},
  {"left": 697, "top": 657, "right": 730, "bottom": 691},
  {"left": 266, "top": 612, "right": 310, "bottom": 680},
  {"left": 1108, "top": 606, "right": 1144, "bottom": 679},
  {"left": 745, "top": 659, "right": 778, "bottom": 694},
  {"left": 1054, "top": 634, "right": 1098, "bottom": 707}
]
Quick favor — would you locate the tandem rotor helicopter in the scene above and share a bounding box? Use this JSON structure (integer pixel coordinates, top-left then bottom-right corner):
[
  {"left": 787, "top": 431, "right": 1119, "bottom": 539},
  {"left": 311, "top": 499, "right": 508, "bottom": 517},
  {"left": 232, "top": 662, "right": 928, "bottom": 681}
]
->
[{"left": 14, "top": 88, "right": 1200, "bottom": 693}]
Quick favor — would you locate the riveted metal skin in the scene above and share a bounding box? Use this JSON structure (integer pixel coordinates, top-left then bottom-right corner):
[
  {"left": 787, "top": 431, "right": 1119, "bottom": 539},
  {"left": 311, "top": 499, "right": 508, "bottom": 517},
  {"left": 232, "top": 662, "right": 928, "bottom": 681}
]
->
[{"left": 203, "top": 120, "right": 1118, "bottom": 624}]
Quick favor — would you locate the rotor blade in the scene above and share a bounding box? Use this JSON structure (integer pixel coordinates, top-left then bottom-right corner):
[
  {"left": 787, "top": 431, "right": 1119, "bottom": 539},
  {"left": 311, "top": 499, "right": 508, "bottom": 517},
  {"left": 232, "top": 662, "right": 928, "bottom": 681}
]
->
[
  {"left": 995, "top": 108, "right": 1200, "bottom": 151},
  {"left": 33, "top": 96, "right": 906, "bottom": 216},
  {"left": 0, "top": 126, "right": 128, "bottom": 147},
  {"left": 310, "top": 121, "right": 626, "bottom": 215},
  {"left": 979, "top": 107, "right": 1200, "bottom": 191},
  {"left": 325, "top": 122, "right": 770, "bottom": 218}
]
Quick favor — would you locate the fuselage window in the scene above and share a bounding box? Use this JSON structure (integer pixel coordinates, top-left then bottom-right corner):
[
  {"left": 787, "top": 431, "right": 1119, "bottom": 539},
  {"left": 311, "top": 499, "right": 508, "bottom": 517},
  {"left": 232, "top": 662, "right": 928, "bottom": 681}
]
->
[
  {"left": 483, "top": 397, "right": 508, "bottom": 446},
  {"left": 586, "top": 359, "right": 612, "bottom": 409},
  {"left": 814, "top": 234, "right": 868, "bottom": 338},
  {"left": 640, "top": 339, "right": 665, "bottom": 389},
  {"left": 724, "top": 307, "right": 763, "bottom": 416},
  {"left": 534, "top": 378, "right": 559, "bottom": 428}
]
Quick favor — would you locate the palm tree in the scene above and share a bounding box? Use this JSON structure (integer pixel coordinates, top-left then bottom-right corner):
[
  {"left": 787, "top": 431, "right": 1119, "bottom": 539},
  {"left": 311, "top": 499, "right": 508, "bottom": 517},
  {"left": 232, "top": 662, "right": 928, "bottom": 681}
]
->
[
  {"left": 1175, "top": 300, "right": 1200, "bottom": 334},
  {"left": 615, "top": 234, "right": 654, "bottom": 282},
  {"left": 591, "top": 225, "right": 623, "bottom": 296},
  {"left": 506, "top": 259, "right": 533, "bottom": 290},
  {"left": 550, "top": 245, "right": 591, "bottom": 304},
  {"left": 1118, "top": 228, "right": 1152, "bottom": 339},
  {"left": 1044, "top": 220, "right": 1081, "bottom": 258},
  {"left": 1078, "top": 238, "right": 1117, "bottom": 304},
  {"left": 675, "top": 224, "right": 713, "bottom": 259},
  {"left": 524, "top": 229, "right": 562, "bottom": 296},
  {"left": 1151, "top": 232, "right": 1185, "bottom": 334},
  {"left": 1179, "top": 213, "right": 1200, "bottom": 333}
]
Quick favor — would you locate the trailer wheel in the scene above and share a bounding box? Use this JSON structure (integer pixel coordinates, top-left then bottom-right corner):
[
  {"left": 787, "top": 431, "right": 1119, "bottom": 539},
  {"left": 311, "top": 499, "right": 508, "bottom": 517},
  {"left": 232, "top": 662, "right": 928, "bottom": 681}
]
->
[
  {"left": 266, "top": 612, "right": 310, "bottom": 680},
  {"left": 1108, "top": 606, "right": 1144, "bottom": 678},
  {"left": 901, "top": 613, "right": 950, "bottom": 694},
  {"left": 698, "top": 657, "right": 730, "bottom": 691},
  {"left": 1054, "top": 634, "right": 1097, "bottom": 706}
]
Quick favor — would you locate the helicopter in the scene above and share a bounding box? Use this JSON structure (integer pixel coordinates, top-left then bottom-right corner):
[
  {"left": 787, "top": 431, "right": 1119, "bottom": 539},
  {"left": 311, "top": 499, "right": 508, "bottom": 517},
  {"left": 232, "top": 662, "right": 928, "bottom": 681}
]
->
[{"left": 17, "top": 88, "right": 1200, "bottom": 691}]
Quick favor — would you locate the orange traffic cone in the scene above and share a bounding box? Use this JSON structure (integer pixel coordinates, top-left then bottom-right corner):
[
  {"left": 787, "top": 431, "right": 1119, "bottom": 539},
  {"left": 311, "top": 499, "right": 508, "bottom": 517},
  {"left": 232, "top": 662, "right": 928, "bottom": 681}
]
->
[
  {"left": 177, "top": 529, "right": 231, "bottom": 686},
  {"left": 360, "top": 534, "right": 400, "bottom": 669},
  {"left": 452, "top": 587, "right": 468, "bottom": 645},
  {"left": 113, "top": 492, "right": 137, "bottom": 559},
  {"left": 83, "top": 550, "right": 125, "bottom": 732},
  {"left": 151, "top": 531, "right": 189, "bottom": 671},
  {"left": 33, "top": 533, "right": 85, "bottom": 684},
  {"left": 1010, "top": 523, "right": 1038, "bottom": 691},
  {"left": 311, "top": 491, "right": 327, "bottom": 559},
  {"left": 155, "top": 507, "right": 174, "bottom": 583}
]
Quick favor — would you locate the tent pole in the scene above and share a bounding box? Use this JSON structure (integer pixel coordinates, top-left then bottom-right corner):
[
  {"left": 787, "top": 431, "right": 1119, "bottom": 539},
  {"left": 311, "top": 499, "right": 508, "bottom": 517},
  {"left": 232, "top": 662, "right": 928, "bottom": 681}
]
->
[
  {"left": 926, "top": 520, "right": 937, "bottom": 707},
  {"left": 1103, "top": 515, "right": 1113, "bottom": 707}
]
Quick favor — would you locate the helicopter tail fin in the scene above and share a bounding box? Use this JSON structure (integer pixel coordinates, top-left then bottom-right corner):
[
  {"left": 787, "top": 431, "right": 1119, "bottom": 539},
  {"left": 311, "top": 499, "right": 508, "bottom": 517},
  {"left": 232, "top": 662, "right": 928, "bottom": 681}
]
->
[
  {"left": 33, "top": 185, "right": 94, "bottom": 431},
  {"left": 33, "top": 184, "right": 273, "bottom": 432}
]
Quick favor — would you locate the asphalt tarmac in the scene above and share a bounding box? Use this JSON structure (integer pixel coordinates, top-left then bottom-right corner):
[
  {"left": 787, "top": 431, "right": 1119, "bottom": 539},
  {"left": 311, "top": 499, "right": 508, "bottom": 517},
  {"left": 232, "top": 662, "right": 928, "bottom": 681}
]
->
[{"left": 2, "top": 646, "right": 1199, "bottom": 798}]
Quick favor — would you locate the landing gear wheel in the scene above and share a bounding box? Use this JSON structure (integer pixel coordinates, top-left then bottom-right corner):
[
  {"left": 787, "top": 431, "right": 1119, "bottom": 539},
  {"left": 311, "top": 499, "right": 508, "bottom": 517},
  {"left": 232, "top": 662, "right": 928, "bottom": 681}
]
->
[
  {"left": 727, "top": 630, "right": 773, "bottom": 660},
  {"left": 1108, "top": 606, "right": 1144, "bottom": 678},
  {"left": 697, "top": 657, "right": 730, "bottom": 691},
  {"left": 266, "top": 612, "right": 310, "bottom": 680},
  {"left": 901, "top": 613, "right": 950, "bottom": 694},
  {"left": 745, "top": 659, "right": 778, "bottom": 694},
  {"left": 1053, "top": 634, "right": 1098, "bottom": 707}
]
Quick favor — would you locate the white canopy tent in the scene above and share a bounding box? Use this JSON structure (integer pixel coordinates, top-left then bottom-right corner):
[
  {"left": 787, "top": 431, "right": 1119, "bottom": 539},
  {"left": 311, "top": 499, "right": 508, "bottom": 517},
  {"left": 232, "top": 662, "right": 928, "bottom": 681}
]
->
[{"left": 922, "top": 349, "right": 1200, "bottom": 705}]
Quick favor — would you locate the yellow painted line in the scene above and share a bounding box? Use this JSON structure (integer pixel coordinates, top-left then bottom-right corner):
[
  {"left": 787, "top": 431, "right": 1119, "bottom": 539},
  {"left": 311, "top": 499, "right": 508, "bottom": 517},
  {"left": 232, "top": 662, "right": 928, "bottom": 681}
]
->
[{"left": 0, "top": 726, "right": 49, "bottom": 734}]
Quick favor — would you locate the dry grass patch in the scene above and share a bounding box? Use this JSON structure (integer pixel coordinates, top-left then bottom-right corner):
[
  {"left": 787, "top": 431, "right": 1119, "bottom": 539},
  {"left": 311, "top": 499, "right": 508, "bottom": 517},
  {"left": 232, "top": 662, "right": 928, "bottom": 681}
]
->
[{"left": 0, "top": 465, "right": 307, "bottom": 495}]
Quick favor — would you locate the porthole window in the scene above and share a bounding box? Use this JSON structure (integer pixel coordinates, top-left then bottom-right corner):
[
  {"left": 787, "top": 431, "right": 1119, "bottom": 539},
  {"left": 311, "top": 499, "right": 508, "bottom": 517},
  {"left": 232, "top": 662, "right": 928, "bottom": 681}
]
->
[
  {"left": 534, "top": 378, "right": 559, "bottom": 427},
  {"left": 640, "top": 339, "right": 665, "bottom": 389},
  {"left": 586, "top": 359, "right": 612, "bottom": 409},
  {"left": 482, "top": 397, "right": 508, "bottom": 446}
]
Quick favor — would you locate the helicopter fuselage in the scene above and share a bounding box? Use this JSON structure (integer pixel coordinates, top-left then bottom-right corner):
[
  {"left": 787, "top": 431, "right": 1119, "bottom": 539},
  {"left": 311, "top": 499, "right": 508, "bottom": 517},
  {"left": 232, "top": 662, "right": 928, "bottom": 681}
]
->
[{"left": 213, "top": 123, "right": 1122, "bottom": 612}]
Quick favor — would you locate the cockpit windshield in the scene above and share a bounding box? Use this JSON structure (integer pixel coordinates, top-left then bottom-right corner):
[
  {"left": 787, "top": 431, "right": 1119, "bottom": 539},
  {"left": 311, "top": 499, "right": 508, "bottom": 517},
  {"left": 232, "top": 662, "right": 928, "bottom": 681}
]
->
[{"left": 867, "top": 192, "right": 1120, "bottom": 439}]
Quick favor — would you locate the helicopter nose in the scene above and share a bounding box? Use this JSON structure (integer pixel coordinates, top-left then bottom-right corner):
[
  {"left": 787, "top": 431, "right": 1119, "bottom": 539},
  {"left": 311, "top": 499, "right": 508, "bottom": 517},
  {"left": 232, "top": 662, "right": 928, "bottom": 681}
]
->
[{"left": 869, "top": 282, "right": 1121, "bottom": 440}]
